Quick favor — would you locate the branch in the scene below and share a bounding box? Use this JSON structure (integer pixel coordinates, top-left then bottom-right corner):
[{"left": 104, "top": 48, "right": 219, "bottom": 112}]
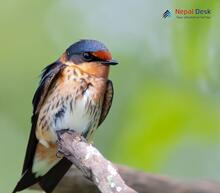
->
[
  {"left": 58, "top": 131, "right": 136, "bottom": 193},
  {"left": 31, "top": 132, "right": 220, "bottom": 193}
]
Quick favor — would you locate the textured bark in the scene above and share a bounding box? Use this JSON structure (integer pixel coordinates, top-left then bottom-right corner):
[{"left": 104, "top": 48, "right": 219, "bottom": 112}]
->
[{"left": 30, "top": 132, "right": 220, "bottom": 193}]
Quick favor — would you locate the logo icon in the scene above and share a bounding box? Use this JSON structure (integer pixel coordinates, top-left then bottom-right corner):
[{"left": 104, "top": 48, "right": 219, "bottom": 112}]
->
[{"left": 162, "top": 10, "right": 172, "bottom": 18}]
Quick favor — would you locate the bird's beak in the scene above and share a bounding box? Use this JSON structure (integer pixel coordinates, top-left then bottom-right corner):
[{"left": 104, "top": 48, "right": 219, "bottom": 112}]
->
[{"left": 101, "top": 59, "right": 118, "bottom": 65}]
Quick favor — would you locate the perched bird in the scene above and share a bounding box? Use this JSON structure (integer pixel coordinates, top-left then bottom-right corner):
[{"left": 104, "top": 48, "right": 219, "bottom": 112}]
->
[{"left": 13, "top": 39, "right": 118, "bottom": 193}]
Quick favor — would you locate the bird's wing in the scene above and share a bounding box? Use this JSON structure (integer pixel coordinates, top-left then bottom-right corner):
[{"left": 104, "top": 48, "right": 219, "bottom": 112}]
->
[
  {"left": 98, "top": 80, "right": 114, "bottom": 127},
  {"left": 22, "top": 61, "right": 66, "bottom": 174},
  {"left": 13, "top": 61, "right": 66, "bottom": 193}
]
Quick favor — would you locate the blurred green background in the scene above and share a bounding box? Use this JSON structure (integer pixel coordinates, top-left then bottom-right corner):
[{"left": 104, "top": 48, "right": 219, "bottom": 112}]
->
[{"left": 1, "top": 0, "right": 220, "bottom": 192}]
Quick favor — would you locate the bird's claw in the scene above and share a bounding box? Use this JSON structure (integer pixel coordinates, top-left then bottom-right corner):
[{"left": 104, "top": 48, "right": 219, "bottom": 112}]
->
[
  {"left": 56, "top": 151, "right": 63, "bottom": 158},
  {"left": 56, "top": 129, "right": 70, "bottom": 140}
]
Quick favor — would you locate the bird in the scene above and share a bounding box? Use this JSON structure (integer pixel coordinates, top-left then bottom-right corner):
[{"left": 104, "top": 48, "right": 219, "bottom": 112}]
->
[{"left": 12, "top": 39, "right": 118, "bottom": 193}]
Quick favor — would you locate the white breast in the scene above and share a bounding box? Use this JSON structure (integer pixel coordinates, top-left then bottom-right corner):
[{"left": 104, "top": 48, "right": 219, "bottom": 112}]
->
[{"left": 52, "top": 91, "right": 94, "bottom": 135}]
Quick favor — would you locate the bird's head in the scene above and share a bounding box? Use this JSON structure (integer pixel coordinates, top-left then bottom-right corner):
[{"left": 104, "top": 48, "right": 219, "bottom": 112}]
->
[{"left": 60, "top": 39, "right": 118, "bottom": 78}]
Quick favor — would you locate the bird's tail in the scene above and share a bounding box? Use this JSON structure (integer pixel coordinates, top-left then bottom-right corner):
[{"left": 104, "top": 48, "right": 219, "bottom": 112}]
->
[
  {"left": 39, "top": 158, "right": 72, "bottom": 193},
  {"left": 12, "top": 158, "right": 72, "bottom": 193},
  {"left": 12, "top": 169, "right": 40, "bottom": 193}
]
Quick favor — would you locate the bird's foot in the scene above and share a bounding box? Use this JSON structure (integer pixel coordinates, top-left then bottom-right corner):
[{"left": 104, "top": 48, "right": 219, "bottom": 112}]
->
[
  {"left": 56, "top": 129, "right": 70, "bottom": 140},
  {"left": 56, "top": 129, "right": 74, "bottom": 158}
]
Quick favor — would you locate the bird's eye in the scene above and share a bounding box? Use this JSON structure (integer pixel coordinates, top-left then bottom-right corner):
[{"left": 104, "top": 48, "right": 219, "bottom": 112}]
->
[{"left": 82, "top": 52, "right": 93, "bottom": 61}]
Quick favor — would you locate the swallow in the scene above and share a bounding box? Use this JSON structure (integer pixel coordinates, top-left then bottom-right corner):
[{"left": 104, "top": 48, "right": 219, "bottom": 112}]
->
[{"left": 12, "top": 39, "right": 118, "bottom": 193}]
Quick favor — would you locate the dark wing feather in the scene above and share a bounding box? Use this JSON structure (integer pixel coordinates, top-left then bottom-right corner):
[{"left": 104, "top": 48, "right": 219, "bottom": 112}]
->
[
  {"left": 22, "top": 61, "right": 65, "bottom": 174},
  {"left": 98, "top": 80, "right": 114, "bottom": 127},
  {"left": 13, "top": 61, "right": 65, "bottom": 193},
  {"left": 21, "top": 114, "right": 38, "bottom": 174},
  {"left": 32, "top": 62, "right": 66, "bottom": 113}
]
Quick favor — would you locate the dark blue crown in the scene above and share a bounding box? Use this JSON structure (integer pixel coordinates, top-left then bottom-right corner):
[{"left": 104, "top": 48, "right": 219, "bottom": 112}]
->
[{"left": 66, "top": 39, "right": 109, "bottom": 56}]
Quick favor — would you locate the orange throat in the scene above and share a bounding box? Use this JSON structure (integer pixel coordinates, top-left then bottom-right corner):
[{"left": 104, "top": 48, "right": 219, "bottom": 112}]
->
[{"left": 77, "top": 62, "right": 109, "bottom": 78}]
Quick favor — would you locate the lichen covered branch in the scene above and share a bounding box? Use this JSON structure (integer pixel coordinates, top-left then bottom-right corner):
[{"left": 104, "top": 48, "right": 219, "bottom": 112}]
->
[
  {"left": 30, "top": 132, "right": 220, "bottom": 193},
  {"left": 56, "top": 131, "right": 137, "bottom": 193}
]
